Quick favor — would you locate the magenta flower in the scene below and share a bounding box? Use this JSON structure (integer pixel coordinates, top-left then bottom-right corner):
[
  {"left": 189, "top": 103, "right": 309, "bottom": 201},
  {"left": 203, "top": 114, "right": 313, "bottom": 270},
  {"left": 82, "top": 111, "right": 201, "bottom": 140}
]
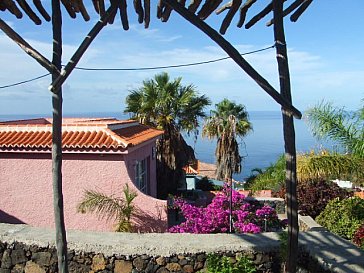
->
[{"left": 169, "top": 184, "right": 282, "bottom": 234}]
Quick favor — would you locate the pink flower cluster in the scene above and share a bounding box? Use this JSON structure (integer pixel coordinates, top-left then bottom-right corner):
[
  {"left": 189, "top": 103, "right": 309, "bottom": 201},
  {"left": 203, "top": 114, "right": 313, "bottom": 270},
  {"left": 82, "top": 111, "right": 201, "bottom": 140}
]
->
[{"left": 169, "top": 186, "right": 283, "bottom": 234}]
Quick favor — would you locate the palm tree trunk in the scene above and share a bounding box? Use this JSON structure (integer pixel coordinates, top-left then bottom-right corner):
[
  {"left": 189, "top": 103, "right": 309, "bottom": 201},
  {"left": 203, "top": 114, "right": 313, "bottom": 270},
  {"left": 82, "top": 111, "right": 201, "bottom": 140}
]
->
[
  {"left": 51, "top": 1, "right": 68, "bottom": 272},
  {"left": 273, "top": 1, "right": 299, "bottom": 272}
]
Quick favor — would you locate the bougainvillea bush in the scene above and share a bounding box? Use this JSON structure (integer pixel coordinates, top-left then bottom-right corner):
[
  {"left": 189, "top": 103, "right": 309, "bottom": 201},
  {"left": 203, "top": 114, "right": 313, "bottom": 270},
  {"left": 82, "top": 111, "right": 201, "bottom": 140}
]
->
[{"left": 169, "top": 186, "right": 284, "bottom": 234}]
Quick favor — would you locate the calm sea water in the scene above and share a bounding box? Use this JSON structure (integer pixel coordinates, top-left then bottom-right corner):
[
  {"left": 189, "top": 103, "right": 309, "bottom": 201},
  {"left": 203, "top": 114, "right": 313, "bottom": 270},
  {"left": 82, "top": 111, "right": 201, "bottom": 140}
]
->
[
  {"left": 184, "top": 111, "right": 335, "bottom": 181},
  {"left": 0, "top": 111, "right": 334, "bottom": 181}
]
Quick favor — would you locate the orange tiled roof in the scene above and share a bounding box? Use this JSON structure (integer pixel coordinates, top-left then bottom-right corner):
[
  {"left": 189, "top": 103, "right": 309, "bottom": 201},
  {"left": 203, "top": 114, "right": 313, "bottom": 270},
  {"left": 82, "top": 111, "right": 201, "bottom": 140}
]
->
[
  {"left": 183, "top": 165, "right": 199, "bottom": 175},
  {"left": 0, "top": 118, "right": 163, "bottom": 152}
]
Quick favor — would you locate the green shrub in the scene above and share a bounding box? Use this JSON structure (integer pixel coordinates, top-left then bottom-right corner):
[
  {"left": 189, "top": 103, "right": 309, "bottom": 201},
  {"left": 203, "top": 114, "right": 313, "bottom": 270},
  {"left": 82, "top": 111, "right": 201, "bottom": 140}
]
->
[
  {"left": 245, "top": 155, "right": 285, "bottom": 192},
  {"left": 316, "top": 197, "right": 364, "bottom": 240},
  {"left": 196, "top": 176, "right": 215, "bottom": 191},
  {"left": 206, "top": 253, "right": 256, "bottom": 273}
]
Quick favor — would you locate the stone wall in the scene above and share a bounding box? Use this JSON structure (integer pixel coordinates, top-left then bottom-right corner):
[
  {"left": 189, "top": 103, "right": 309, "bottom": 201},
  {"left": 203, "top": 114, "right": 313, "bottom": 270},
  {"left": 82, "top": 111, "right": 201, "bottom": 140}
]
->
[
  {"left": 0, "top": 223, "right": 363, "bottom": 273},
  {"left": 0, "top": 241, "right": 282, "bottom": 273}
]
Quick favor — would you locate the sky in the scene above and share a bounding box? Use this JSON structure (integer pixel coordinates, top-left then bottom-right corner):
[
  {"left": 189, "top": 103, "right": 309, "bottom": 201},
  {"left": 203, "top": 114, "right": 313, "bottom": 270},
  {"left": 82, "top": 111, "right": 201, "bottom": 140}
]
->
[{"left": 0, "top": 1, "right": 363, "bottom": 116}]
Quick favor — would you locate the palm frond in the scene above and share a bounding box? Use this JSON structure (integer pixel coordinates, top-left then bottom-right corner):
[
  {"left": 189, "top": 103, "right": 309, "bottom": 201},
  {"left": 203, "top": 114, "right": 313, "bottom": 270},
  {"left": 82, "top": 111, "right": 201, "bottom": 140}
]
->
[
  {"left": 305, "top": 101, "right": 363, "bottom": 158},
  {"left": 77, "top": 190, "right": 124, "bottom": 221}
]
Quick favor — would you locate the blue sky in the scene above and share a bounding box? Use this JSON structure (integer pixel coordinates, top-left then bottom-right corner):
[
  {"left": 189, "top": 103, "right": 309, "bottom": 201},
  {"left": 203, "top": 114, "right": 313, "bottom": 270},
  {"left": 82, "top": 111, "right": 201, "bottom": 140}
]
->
[{"left": 0, "top": 1, "right": 363, "bottom": 115}]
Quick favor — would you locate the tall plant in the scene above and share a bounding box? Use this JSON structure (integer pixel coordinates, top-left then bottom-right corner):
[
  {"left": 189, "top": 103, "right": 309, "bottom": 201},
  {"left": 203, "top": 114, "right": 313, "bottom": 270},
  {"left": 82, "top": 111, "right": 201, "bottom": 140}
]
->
[
  {"left": 77, "top": 184, "right": 137, "bottom": 232},
  {"left": 305, "top": 101, "right": 364, "bottom": 158},
  {"left": 247, "top": 151, "right": 364, "bottom": 191},
  {"left": 202, "top": 99, "right": 252, "bottom": 181},
  {"left": 125, "top": 72, "right": 211, "bottom": 198}
]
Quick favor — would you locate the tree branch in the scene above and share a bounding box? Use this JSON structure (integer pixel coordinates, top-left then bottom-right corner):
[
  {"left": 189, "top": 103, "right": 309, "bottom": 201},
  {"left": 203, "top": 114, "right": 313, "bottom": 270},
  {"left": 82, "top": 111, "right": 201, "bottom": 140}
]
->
[{"left": 0, "top": 18, "right": 58, "bottom": 74}]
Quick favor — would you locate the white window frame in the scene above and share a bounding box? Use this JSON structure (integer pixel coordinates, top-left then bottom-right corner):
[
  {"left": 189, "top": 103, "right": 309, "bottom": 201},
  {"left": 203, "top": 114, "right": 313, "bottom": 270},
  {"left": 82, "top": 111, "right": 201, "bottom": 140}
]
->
[{"left": 135, "top": 158, "right": 148, "bottom": 193}]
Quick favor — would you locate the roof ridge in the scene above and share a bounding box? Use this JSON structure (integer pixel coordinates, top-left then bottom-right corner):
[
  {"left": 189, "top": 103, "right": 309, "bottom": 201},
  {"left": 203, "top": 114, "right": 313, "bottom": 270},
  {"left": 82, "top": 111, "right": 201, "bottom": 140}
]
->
[{"left": 103, "top": 128, "right": 128, "bottom": 148}]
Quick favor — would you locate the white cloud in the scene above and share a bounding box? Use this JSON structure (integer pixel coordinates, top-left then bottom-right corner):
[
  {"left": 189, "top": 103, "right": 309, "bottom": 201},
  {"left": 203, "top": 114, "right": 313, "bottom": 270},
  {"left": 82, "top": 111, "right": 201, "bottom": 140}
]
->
[{"left": 0, "top": 28, "right": 362, "bottom": 114}]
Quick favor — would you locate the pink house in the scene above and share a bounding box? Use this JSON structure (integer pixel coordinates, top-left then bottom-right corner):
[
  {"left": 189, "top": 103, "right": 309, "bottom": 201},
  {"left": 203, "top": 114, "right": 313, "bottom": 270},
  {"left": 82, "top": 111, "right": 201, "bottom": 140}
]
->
[{"left": 0, "top": 117, "right": 167, "bottom": 232}]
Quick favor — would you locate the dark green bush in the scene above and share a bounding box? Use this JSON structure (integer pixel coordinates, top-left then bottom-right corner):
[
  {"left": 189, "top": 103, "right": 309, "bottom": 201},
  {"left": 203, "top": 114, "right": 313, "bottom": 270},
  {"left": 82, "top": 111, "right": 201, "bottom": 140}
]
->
[
  {"left": 272, "top": 180, "right": 353, "bottom": 219},
  {"left": 316, "top": 197, "right": 364, "bottom": 240},
  {"left": 206, "top": 253, "right": 256, "bottom": 273},
  {"left": 196, "top": 176, "right": 216, "bottom": 191}
]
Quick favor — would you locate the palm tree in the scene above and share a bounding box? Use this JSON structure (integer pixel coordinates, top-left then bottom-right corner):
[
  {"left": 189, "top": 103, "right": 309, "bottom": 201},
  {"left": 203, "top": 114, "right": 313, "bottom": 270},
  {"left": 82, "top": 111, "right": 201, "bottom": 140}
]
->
[
  {"left": 77, "top": 184, "right": 137, "bottom": 232},
  {"left": 305, "top": 101, "right": 364, "bottom": 158},
  {"left": 124, "top": 72, "right": 211, "bottom": 198},
  {"left": 202, "top": 99, "right": 252, "bottom": 181}
]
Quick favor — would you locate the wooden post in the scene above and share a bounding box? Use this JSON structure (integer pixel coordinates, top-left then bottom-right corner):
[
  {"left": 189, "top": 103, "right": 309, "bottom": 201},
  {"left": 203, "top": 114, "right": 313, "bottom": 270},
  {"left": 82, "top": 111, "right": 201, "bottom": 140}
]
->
[
  {"left": 272, "top": 1, "right": 299, "bottom": 272},
  {"left": 51, "top": 0, "right": 68, "bottom": 272}
]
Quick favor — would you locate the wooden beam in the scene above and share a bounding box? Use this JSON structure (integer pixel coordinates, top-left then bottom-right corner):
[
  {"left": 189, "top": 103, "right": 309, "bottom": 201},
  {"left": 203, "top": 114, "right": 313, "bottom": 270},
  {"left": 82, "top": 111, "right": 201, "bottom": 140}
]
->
[
  {"left": 188, "top": 0, "right": 203, "bottom": 13},
  {"left": 133, "top": 0, "right": 144, "bottom": 24},
  {"left": 273, "top": 0, "right": 299, "bottom": 272},
  {"left": 51, "top": 0, "right": 68, "bottom": 272},
  {"left": 215, "top": 1, "right": 232, "bottom": 15},
  {"left": 197, "top": 0, "right": 223, "bottom": 20},
  {"left": 290, "top": 0, "right": 312, "bottom": 22},
  {"left": 163, "top": 0, "right": 302, "bottom": 119},
  {"left": 75, "top": 0, "right": 91, "bottom": 21},
  {"left": 4, "top": 0, "right": 23, "bottom": 19},
  {"left": 144, "top": 0, "right": 150, "bottom": 28},
  {"left": 49, "top": 3, "right": 118, "bottom": 93},
  {"left": 60, "top": 0, "right": 76, "bottom": 18},
  {"left": 0, "top": 18, "right": 58, "bottom": 74},
  {"left": 119, "top": 0, "right": 129, "bottom": 30},
  {"left": 237, "top": 0, "right": 256, "bottom": 28},
  {"left": 266, "top": 0, "right": 303, "bottom": 26},
  {"left": 219, "top": 0, "right": 242, "bottom": 35},
  {"left": 15, "top": 0, "right": 42, "bottom": 24},
  {"left": 245, "top": 1, "right": 272, "bottom": 29},
  {"left": 33, "top": 0, "right": 51, "bottom": 22}
]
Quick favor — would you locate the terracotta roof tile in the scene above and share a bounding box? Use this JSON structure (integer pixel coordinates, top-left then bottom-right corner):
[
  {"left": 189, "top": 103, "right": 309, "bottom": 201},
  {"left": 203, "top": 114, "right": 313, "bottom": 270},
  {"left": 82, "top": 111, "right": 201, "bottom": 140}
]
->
[
  {"left": 0, "top": 118, "right": 163, "bottom": 152},
  {"left": 113, "top": 125, "right": 163, "bottom": 146}
]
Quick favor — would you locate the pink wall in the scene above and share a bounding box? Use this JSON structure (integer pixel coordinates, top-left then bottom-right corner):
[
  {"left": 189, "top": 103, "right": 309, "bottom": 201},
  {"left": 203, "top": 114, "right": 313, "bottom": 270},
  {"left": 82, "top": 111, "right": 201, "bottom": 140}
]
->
[{"left": 0, "top": 149, "right": 167, "bottom": 232}]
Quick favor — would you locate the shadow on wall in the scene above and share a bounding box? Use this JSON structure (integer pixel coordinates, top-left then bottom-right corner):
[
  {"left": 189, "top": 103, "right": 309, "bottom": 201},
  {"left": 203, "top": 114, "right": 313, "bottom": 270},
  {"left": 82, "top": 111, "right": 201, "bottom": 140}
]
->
[
  {"left": 132, "top": 205, "right": 167, "bottom": 233},
  {"left": 0, "top": 209, "right": 26, "bottom": 224}
]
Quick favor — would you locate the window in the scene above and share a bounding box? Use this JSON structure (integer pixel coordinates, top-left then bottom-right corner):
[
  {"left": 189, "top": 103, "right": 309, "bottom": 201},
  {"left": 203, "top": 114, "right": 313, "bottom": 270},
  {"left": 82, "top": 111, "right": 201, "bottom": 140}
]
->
[{"left": 135, "top": 158, "right": 149, "bottom": 194}]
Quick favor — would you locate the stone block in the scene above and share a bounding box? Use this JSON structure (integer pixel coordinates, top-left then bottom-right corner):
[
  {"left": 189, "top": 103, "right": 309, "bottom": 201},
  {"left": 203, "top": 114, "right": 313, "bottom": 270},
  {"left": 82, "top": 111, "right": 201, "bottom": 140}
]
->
[
  {"left": 24, "top": 261, "right": 46, "bottom": 273},
  {"left": 196, "top": 254, "right": 206, "bottom": 262},
  {"left": 1, "top": 250, "right": 11, "bottom": 269},
  {"left": 114, "top": 260, "right": 132, "bottom": 273},
  {"left": 182, "top": 264, "right": 194, "bottom": 273},
  {"left": 11, "top": 249, "right": 27, "bottom": 265},
  {"left": 11, "top": 264, "right": 25, "bottom": 273},
  {"left": 156, "top": 268, "right": 169, "bottom": 273},
  {"left": 178, "top": 259, "right": 187, "bottom": 266},
  {"left": 68, "top": 261, "right": 90, "bottom": 273},
  {"left": 165, "top": 262, "right": 181, "bottom": 272},
  {"left": 194, "top": 261, "right": 204, "bottom": 271},
  {"left": 132, "top": 257, "right": 146, "bottom": 271},
  {"left": 91, "top": 254, "right": 106, "bottom": 272},
  {"left": 31, "top": 252, "right": 51, "bottom": 266},
  {"left": 155, "top": 257, "right": 166, "bottom": 266}
]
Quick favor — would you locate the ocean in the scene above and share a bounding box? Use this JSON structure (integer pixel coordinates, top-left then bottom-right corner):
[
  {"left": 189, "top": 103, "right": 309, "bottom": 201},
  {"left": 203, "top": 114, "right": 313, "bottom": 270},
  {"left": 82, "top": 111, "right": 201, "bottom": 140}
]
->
[
  {"left": 183, "top": 111, "right": 335, "bottom": 181},
  {"left": 0, "top": 111, "right": 334, "bottom": 181}
]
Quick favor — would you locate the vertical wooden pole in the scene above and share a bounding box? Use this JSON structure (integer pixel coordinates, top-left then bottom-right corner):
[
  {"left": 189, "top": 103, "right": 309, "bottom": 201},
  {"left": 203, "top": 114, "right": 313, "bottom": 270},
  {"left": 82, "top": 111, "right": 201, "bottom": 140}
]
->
[
  {"left": 51, "top": 0, "right": 68, "bottom": 272},
  {"left": 272, "top": 1, "right": 299, "bottom": 272}
]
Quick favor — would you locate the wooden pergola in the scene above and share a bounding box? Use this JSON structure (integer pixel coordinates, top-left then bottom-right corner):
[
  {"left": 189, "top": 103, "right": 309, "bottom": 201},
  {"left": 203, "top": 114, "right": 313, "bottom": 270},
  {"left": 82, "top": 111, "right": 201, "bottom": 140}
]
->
[{"left": 1, "top": 1, "right": 314, "bottom": 272}]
